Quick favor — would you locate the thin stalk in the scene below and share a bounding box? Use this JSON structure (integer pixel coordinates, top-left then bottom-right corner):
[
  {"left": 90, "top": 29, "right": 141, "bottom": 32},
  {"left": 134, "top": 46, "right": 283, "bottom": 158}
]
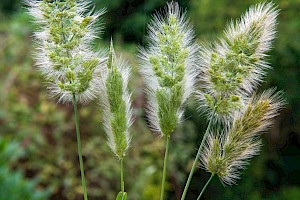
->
[
  {"left": 181, "top": 108, "right": 216, "bottom": 200},
  {"left": 120, "top": 158, "right": 125, "bottom": 193},
  {"left": 160, "top": 135, "right": 171, "bottom": 200},
  {"left": 73, "top": 93, "right": 88, "bottom": 200},
  {"left": 197, "top": 174, "right": 214, "bottom": 200}
]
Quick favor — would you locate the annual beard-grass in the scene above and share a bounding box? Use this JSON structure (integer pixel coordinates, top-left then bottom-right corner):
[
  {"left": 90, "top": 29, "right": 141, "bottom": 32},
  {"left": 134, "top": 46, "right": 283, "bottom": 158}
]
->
[
  {"left": 99, "top": 40, "right": 133, "bottom": 200},
  {"left": 25, "top": 0, "right": 106, "bottom": 199},
  {"left": 26, "top": 1, "right": 284, "bottom": 199},
  {"left": 181, "top": 2, "right": 284, "bottom": 199},
  {"left": 138, "top": 2, "right": 198, "bottom": 199}
]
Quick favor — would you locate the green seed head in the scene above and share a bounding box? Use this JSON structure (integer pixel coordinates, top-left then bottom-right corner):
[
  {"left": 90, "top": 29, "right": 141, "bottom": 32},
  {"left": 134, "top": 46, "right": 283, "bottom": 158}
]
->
[
  {"left": 198, "top": 2, "right": 279, "bottom": 121},
  {"left": 139, "top": 2, "right": 198, "bottom": 136},
  {"left": 201, "top": 90, "right": 284, "bottom": 185},
  {"left": 100, "top": 41, "right": 132, "bottom": 159},
  {"left": 26, "top": 0, "right": 106, "bottom": 104}
]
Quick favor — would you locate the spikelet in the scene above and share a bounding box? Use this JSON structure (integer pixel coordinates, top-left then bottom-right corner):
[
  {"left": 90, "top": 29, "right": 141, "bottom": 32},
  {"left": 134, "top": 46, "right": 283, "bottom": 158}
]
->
[
  {"left": 201, "top": 89, "right": 284, "bottom": 185},
  {"left": 25, "top": 0, "right": 106, "bottom": 104},
  {"left": 197, "top": 2, "right": 279, "bottom": 121},
  {"left": 99, "top": 41, "right": 133, "bottom": 159},
  {"left": 138, "top": 2, "right": 198, "bottom": 136}
]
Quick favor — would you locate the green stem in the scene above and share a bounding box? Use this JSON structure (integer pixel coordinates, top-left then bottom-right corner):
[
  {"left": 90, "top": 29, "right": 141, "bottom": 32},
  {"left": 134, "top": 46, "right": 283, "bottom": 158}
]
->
[
  {"left": 120, "top": 158, "right": 125, "bottom": 193},
  {"left": 73, "top": 93, "right": 88, "bottom": 200},
  {"left": 180, "top": 108, "right": 216, "bottom": 200},
  {"left": 197, "top": 174, "right": 214, "bottom": 200},
  {"left": 160, "top": 135, "right": 171, "bottom": 200}
]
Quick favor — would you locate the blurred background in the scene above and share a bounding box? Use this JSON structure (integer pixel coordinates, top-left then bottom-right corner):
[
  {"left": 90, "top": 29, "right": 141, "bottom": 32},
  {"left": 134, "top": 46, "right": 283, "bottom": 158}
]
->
[{"left": 0, "top": 0, "right": 299, "bottom": 199}]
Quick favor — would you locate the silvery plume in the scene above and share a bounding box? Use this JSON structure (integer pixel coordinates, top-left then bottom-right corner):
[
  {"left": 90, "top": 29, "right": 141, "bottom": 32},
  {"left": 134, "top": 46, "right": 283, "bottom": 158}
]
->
[
  {"left": 139, "top": 1, "right": 199, "bottom": 137},
  {"left": 197, "top": 2, "right": 279, "bottom": 122},
  {"left": 99, "top": 40, "right": 133, "bottom": 159},
  {"left": 26, "top": 0, "right": 106, "bottom": 104},
  {"left": 201, "top": 89, "right": 284, "bottom": 185}
]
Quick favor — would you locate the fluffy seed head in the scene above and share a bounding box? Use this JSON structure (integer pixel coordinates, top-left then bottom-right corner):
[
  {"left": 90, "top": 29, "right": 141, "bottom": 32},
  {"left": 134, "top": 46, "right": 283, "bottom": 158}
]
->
[
  {"left": 99, "top": 41, "right": 133, "bottom": 159},
  {"left": 201, "top": 89, "right": 285, "bottom": 185},
  {"left": 138, "top": 1, "right": 199, "bottom": 136},
  {"left": 197, "top": 2, "right": 279, "bottom": 121},
  {"left": 25, "top": 0, "right": 106, "bottom": 104}
]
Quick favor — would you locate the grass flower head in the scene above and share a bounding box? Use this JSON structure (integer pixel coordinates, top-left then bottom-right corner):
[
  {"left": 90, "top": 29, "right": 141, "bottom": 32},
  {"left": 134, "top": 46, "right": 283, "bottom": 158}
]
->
[
  {"left": 201, "top": 89, "right": 284, "bottom": 185},
  {"left": 26, "top": 0, "right": 106, "bottom": 104},
  {"left": 198, "top": 2, "right": 279, "bottom": 121},
  {"left": 100, "top": 41, "right": 133, "bottom": 159},
  {"left": 139, "top": 1, "right": 198, "bottom": 136}
]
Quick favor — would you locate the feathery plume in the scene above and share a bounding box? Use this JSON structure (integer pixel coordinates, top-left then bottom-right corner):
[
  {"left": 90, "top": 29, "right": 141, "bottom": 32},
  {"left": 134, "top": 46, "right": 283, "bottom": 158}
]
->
[
  {"left": 201, "top": 89, "right": 284, "bottom": 185},
  {"left": 25, "top": 0, "right": 106, "bottom": 104},
  {"left": 197, "top": 2, "right": 279, "bottom": 121},
  {"left": 100, "top": 40, "right": 133, "bottom": 159},
  {"left": 138, "top": 1, "right": 198, "bottom": 136}
]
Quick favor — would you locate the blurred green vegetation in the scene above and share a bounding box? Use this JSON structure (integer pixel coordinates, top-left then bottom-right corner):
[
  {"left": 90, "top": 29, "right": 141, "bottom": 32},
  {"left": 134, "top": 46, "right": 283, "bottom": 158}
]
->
[
  {"left": 0, "top": 0, "right": 299, "bottom": 200},
  {"left": 0, "top": 137, "right": 49, "bottom": 200}
]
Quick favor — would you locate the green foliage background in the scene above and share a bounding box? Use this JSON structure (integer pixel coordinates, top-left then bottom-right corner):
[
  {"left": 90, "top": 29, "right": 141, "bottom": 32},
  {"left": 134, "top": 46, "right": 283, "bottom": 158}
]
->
[{"left": 0, "top": 0, "right": 299, "bottom": 199}]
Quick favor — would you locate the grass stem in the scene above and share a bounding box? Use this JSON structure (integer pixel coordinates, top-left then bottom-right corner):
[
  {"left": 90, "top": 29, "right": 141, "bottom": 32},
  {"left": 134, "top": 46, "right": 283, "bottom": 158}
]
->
[
  {"left": 120, "top": 158, "right": 125, "bottom": 193},
  {"left": 73, "top": 93, "right": 88, "bottom": 200},
  {"left": 160, "top": 135, "right": 171, "bottom": 200},
  {"left": 197, "top": 173, "right": 214, "bottom": 200},
  {"left": 181, "top": 108, "right": 216, "bottom": 200}
]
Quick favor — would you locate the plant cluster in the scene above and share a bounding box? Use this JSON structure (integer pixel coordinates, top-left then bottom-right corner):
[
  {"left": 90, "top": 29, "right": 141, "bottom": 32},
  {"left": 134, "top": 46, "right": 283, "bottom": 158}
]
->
[{"left": 26, "top": 0, "right": 284, "bottom": 200}]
